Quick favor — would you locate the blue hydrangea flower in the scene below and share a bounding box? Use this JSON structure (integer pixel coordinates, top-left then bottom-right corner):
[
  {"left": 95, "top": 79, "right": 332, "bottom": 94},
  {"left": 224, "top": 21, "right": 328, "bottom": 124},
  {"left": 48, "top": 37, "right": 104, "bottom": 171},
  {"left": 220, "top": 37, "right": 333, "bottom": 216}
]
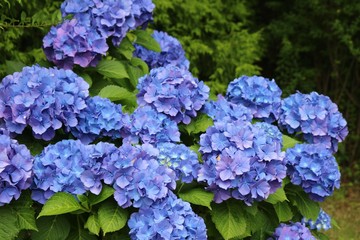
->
[
  {"left": 285, "top": 144, "right": 341, "bottom": 201},
  {"left": 134, "top": 30, "right": 190, "bottom": 69},
  {"left": 278, "top": 92, "right": 348, "bottom": 152},
  {"left": 123, "top": 105, "right": 180, "bottom": 144},
  {"left": 0, "top": 65, "right": 89, "bottom": 140},
  {"left": 198, "top": 120, "right": 286, "bottom": 205},
  {"left": 128, "top": 192, "right": 207, "bottom": 240},
  {"left": 102, "top": 143, "right": 176, "bottom": 208},
  {"left": 157, "top": 142, "right": 200, "bottom": 183},
  {"left": 0, "top": 134, "right": 33, "bottom": 206},
  {"left": 31, "top": 140, "right": 117, "bottom": 204},
  {"left": 302, "top": 208, "right": 332, "bottom": 231},
  {"left": 137, "top": 65, "right": 210, "bottom": 124},
  {"left": 226, "top": 75, "right": 282, "bottom": 122},
  {"left": 270, "top": 222, "right": 316, "bottom": 240},
  {"left": 70, "top": 96, "right": 131, "bottom": 144}
]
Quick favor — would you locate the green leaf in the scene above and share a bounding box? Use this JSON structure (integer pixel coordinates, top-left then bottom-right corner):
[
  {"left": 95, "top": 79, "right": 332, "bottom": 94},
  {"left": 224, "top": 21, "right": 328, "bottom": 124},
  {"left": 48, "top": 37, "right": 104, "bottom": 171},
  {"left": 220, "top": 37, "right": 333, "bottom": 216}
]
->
[
  {"left": 88, "top": 185, "right": 115, "bottom": 206},
  {"left": 282, "top": 135, "right": 301, "bottom": 151},
  {"left": 85, "top": 215, "right": 100, "bottom": 236},
  {"left": 265, "top": 186, "right": 288, "bottom": 204},
  {"left": 77, "top": 195, "right": 90, "bottom": 210},
  {"left": 286, "top": 186, "right": 320, "bottom": 220},
  {"left": 133, "top": 30, "right": 161, "bottom": 52},
  {"left": 211, "top": 200, "right": 247, "bottom": 240},
  {"left": 79, "top": 73, "right": 93, "bottom": 87},
  {"left": 331, "top": 218, "right": 340, "bottom": 229},
  {"left": 274, "top": 201, "right": 293, "bottom": 222},
  {"left": 96, "top": 59, "right": 129, "bottom": 79},
  {"left": 98, "top": 85, "right": 136, "bottom": 105},
  {"left": 179, "top": 188, "right": 214, "bottom": 209},
  {"left": 5, "top": 60, "right": 25, "bottom": 74},
  {"left": 98, "top": 201, "right": 128, "bottom": 235},
  {"left": 32, "top": 215, "right": 70, "bottom": 240},
  {"left": 125, "top": 64, "right": 144, "bottom": 89},
  {"left": 66, "top": 229, "right": 97, "bottom": 240},
  {"left": 11, "top": 191, "right": 37, "bottom": 231},
  {"left": 0, "top": 207, "right": 20, "bottom": 239},
  {"left": 182, "top": 113, "right": 213, "bottom": 135},
  {"left": 115, "top": 37, "right": 136, "bottom": 60},
  {"left": 38, "top": 192, "right": 84, "bottom": 218},
  {"left": 130, "top": 57, "right": 149, "bottom": 74}
]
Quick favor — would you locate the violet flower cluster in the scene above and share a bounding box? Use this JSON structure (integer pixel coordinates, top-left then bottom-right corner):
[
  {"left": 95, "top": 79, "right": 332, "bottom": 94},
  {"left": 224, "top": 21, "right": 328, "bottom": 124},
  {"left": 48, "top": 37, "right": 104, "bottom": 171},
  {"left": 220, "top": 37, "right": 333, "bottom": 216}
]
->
[
  {"left": 302, "top": 208, "right": 332, "bottom": 231},
  {"left": 198, "top": 120, "right": 286, "bottom": 205},
  {"left": 0, "top": 134, "right": 33, "bottom": 206},
  {"left": 70, "top": 96, "right": 130, "bottom": 144},
  {"left": 285, "top": 144, "right": 341, "bottom": 201},
  {"left": 32, "top": 140, "right": 117, "bottom": 204},
  {"left": 137, "top": 65, "right": 210, "bottom": 124},
  {"left": 226, "top": 75, "right": 282, "bottom": 122},
  {"left": 0, "top": 65, "right": 89, "bottom": 141},
  {"left": 134, "top": 30, "right": 190, "bottom": 69},
  {"left": 128, "top": 192, "right": 207, "bottom": 239},
  {"left": 278, "top": 92, "right": 348, "bottom": 152},
  {"left": 270, "top": 222, "right": 315, "bottom": 240},
  {"left": 102, "top": 143, "right": 176, "bottom": 208}
]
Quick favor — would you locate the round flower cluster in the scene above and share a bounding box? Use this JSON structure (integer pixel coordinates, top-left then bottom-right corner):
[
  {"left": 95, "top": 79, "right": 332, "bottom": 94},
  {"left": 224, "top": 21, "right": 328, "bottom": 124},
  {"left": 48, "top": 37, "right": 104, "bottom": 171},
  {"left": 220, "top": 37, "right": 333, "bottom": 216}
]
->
[
  {"left": 134, "top": 30, "right": 190, "bottom": 69},
  {"left": 226, "top": 75, "right": 282, "bottom": 122},
  {"left": 285, "top": 143, "right": 341, "bottom": 201},
  {"left": 302, "top": 208, "right": 332, "bottom": 231},
  {"left": 157, "top": 142, "right": 200, "bottom": 183},
  {"left": 128, "top": 192, "right": 207, "bottom": 240},
  {"left": 137, "top": 65, "right": 210, "bottom": 124},
  {"left": 270, "top": 222, "right": 315, "bottom": 240},
  {"left": 32, "top": 140, "right": 117, "bottom": 204},
  {"left": 102, "top": 143, "right": 176, "bottom": 208},
  {"left": 198, "top": 120, "right": 286, "bottom": 205},
  {"left": 278, "top": 92, "right": 348, "bottom": 152},
  {"left": 70, "top": 96, "right": 130, "bottom": 144},
  {"left": 0, "top": 65, "right": 89, "bottom": 140},
  {"left": 0, "top": 134, "right": 33, "bottom": 206},
  {"left": 123, "top": 105, "right": 180, "bottom": 144}
]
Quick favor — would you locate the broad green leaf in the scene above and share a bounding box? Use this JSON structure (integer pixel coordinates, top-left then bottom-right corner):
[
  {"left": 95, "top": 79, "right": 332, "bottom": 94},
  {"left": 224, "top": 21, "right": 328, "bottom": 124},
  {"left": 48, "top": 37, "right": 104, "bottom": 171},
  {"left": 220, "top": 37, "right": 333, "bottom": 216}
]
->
[
  {"left": 79, "top": 73, "right": 92, "bottom": 87},
  {"left": 286, "top": 186, "right": 320, "bottom": 220},
  {"left": 126, "top": 64, "right": 144, "bottom": 89},
  {"left": 96, "top": 60, "right": 129, "bottom": 79},
  {"left": 32, "top": 215, "right": 70, "bottom": 240},
  {"left": 130, "top": 57, "right": 149, "bottom": 74},
  {"left": 282, "top": 135, "right": 301, "bottom": 151},
  {"left": 88, "top": 185, "right": 115, "bottom": 206},
  {"left": 66, "top": 229, "right": 97, "bottom": 240},
  {"left": 248, "top": 208, "right": 278, "bottom": 240},
  {"left": 98, "top": 85, "right": 136, "bottom": 104},
  {"left": 116, "top": 37, "right": 135, "bottom": 60},
  {"left": 274, "top": 201, "right": 293, "bottom": 222},
  {"left": 265, "top": 186, "right": 288, "bottom": 204},
  {"left": 244, "top": 202, "right": 258, "bottom": 216},
  {"left": 0, "top": 207, "right": 20, "bottom": 239},
  {"left": 85, "top": 215, "right": 100, "bottom": 236},
  {"left": 179, "top": 188, "right": 214, "bottom": 209},
  {"left": 5, "top": 60, "right": 25, "bottom": 74},
  {"left": 11, "top": 191, "right": 37, "bottom": 231},
  {"left": 77, "top": 195, "right": 89, "bottom": 210},
  {"left": 38, "top": 192, "right": 84, "bottom": 218},
  {"left": 183, "top": 113, "right": 213, "bottom": 135},
  {"left": 133, "top": 30, "right": 161, "bottom": 52},
  {"left": 98, "top": 201, "right": 128, "bottom": 235},
  {"left": 211, "top": 200, "right": 247, "bottom": 240}
]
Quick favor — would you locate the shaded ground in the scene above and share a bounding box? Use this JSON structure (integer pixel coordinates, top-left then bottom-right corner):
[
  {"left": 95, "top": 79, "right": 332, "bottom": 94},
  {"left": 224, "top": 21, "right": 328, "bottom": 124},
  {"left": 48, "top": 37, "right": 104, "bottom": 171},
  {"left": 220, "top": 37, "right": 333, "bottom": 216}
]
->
[{"left": 321, "top": 184, "right": 360, "bottom": 239}]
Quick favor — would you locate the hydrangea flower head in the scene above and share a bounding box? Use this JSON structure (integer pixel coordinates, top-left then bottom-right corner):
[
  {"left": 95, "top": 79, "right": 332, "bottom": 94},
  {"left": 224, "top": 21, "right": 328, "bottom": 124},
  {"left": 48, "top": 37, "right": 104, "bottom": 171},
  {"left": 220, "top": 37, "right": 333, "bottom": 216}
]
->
[
  {"left": 285, "top": 143, "right": 341, "bottom": 201},
  {"left": 137, "top": 65, "right": 210, "bottom": 124},
  {"left": 70, "top": 96, "right": 130, "bottom": 144},
  {"left": 226, "top": 75, "right": 282, "bottom": 122},
  {"left": 128, "top": 192, "right": 207, "bottom": 239},
  {"left": 134, "top": 30, "right": 190, "bottom": 69},
  {"left": 278, "top": 92, "right": 348, "bottom": 152},
  {"left": 0, "top": 65, "right": 89, "bottom": 140},
  {"left": 271, "top": 222, "right": 316, "bottom": 240},
  {"left": 0, "top": 134, "right": 33, "bottom": 206},
  {"left": 302, "top": 208, "right": 332, "bottom": 231}
]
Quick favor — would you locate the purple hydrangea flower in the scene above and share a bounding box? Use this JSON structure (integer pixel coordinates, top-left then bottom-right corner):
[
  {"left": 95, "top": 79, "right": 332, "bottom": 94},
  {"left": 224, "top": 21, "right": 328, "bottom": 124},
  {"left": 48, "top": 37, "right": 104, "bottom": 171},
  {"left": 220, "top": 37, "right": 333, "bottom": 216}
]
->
[
  {"left": 285, "top": 143, "right": 341, "bottom": 201},
  {"left": 123, "top": 105, "right": 180, "bottom": 144},
  {"left": 102, "top": 143, "right": 176, "bottom": 208},
  {"left": 157, "top": 142, "right": 200, "bottom": 183},
  {"left": 70, "top": 96, "right": 130, "bottom": 144},
  {"left": 137, "top": 65, "right": 210, "bottom": 124},
  {"left": 198, "top": 120, "right": 286, "bottom": 205},
  {"left": 278, "top": 92, "right": 348, "bottom": 152},
  {"left": 31, "top": 140, "right": 117, "bottom": 203},
  {"left": 302, "top": 208, "right": 332, "bottom": 231},
  {"left": 0, "top": 65, "right": 89, "bottom": 140},
  {"left": 128, "top": 192, "right": 207, "bottom": 240},
  {"left": 0, "top": 134, "right": 33, "bottom": 206},
  {"left": 134, "top": 30, "right": 190, "bottom": 69},
  {"left": 270, "top": 222, "right": 316, "bottom": 240},
  {"left": 226, "top": 75, "right": 282, "bottom": 122}
]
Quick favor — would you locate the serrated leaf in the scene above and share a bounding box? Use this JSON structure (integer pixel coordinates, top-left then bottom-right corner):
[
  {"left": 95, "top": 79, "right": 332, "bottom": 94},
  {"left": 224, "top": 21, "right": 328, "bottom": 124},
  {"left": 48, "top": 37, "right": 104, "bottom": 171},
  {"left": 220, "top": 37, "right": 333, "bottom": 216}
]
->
[
  {"left": 183, "top": 113, "right": 213, "bottom": 135},
  {"left": 179, "top": 188, "right": 214, "bottom": 209},
  {"left": 133, "top": 30, "right": 161, "bottom": 52},
  {"left": 66, "top": 228, "right": 97, "bottom": 240},
  {"left": 98, "top": 85, "right": 136, "bottom": 104},
  {"left": 125, "top": 64, "right": 144, "bottom": 89},
  {"left": 116, "top": 37, "right": 135, "bottom": 60},
  {"left": 38, "top": 192, "right": 84, "bottom": 218},
  {"left": 0, "top": 207, "right": 20, "bottom": 239},
  {"left": 211, "top": 200, "right": 247, "bottom": 240},
  {"left": 88, "top": 185, "right": 115, "bottom": 206},
  {"left": 287, "top": 187, "right": 320, "bottom": 220},
  {"left": 32, "top": 215, "right": 70, "bottom": 240},
  {"left": 282, "top": 135, "right": 301, "bottom": 151},
  {"left": 96, "top": 60, "right": 129, "bottom": 79},
  {"left": 11, "top": 191, "right": 37, "bottom": 231},
  {"left": 98, "top": 201, "right": 128, "bottom": 235},
  {"left": 274, "top": 201, "right": 293, "bottom": 222},
  {"left": 265, "top": 186, "right": 288, "bottom": 204},
  {"left": 85, "top": 215, "right": 100, "bottom": 236}
]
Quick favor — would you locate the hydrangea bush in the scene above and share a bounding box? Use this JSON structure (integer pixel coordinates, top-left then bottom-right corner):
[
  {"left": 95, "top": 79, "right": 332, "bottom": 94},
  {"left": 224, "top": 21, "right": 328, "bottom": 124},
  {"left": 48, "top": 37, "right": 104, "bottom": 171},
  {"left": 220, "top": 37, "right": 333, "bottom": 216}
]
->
[{"left": 0, "top": 0, "right": 348, "bottom": 239}]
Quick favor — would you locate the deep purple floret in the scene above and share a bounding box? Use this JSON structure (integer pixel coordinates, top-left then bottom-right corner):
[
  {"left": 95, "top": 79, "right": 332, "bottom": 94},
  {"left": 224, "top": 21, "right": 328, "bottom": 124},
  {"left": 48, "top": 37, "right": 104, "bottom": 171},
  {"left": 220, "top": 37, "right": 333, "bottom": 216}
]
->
[{"left": 270, "top": 222, "right": 316, "bottom": 240}]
